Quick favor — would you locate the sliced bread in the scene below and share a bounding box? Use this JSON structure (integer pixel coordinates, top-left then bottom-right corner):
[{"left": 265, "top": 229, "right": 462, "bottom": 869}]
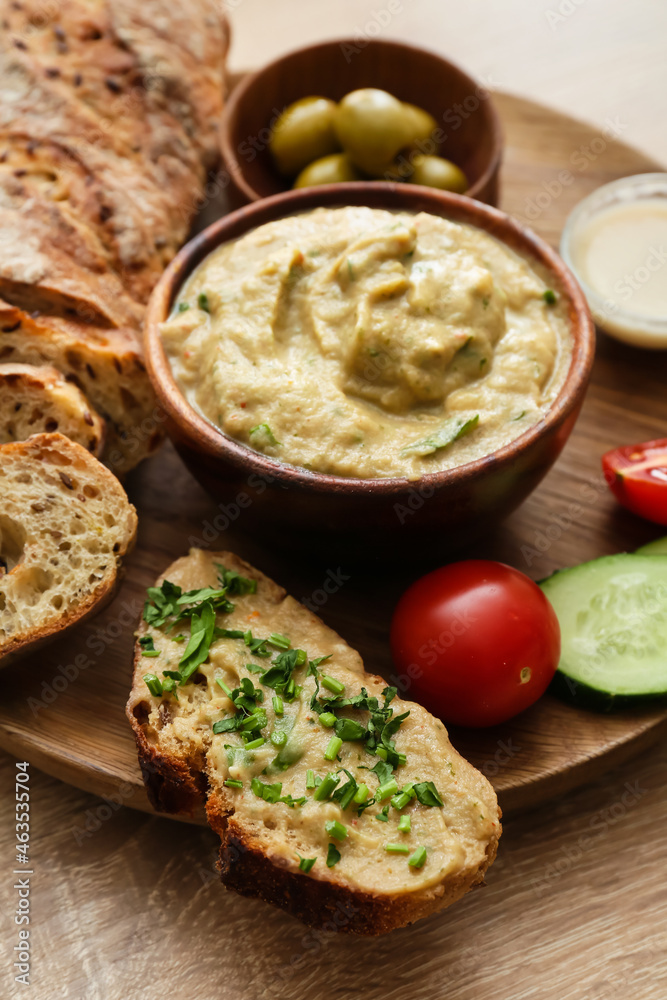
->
[
  {"left": 127, "top": 549, "right": 501, "bottom": 935},
  {"left": 0, "top": 0, "right": 230, "bottom": 473},
  {"left": 0, "top": 363, "right": 105, "bottom": 456},
  {"left": 0, "top": 432, "right": 137, "bottom": 665},
  {"left": 0, "top": 300, "right": 160, "bottom": 476}
]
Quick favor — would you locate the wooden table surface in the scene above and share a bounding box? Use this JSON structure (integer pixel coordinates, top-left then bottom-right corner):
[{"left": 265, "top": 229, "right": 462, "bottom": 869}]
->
[{"left": 3, "top": 3, "right": 667, "bottom": 998}]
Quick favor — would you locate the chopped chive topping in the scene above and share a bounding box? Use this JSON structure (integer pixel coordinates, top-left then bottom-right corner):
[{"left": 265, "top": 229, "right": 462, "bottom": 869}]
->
[
  {"left": 272, "top": 696, "right": 284, "bottom": 715},
  {"left": 177, "top": 301, "right": 190, "bottom": 312},
  {"left": 319, "top": 712, "right": 337, "bottom": 728},
  {"left": 384, "top": 843, "right": 411, "bottom": 854},
  {"left": 215, "top": 565, "right": 257, "bottom": 596},
  {"left": 224, "top": 779, "right": 243, "bottom": 789},
  {"left": 324, "top": 820, "right": 347, "bottom": 841},
  {"left": 251, "top": 778, "right": 281, "bottom": 802},
  {"left": 244, "top": 737, "right": 265, "bottom": 750},
  {"left": 353, "top": 783, "right": 369, "bottom": 804},
  {"left": 324, "top": 736, "right": 342, "bottom": 761},
  {"left": 251, "top": 778, "right": 305, "bottom": 808},
  {"left": 375, "top": 805, "right": 390, "bottom": 822},
  {"left": 143, "top": 673, "right": 163, "bottom": 697},
  {"left": 161, "top": 677, "right": 179, "bottom": 697},
  {"left": 198, "top": 291, "right": 210, "bottom": 312},
  {"left": 310, "top": 685, "right": 406, "bottom": 769},
  {"left": 298, "top": 855, "right": 316, "bottom": 873},
  {"left": 306, "top": 769, "right": 316, "bottom": 789},
  {"left": 216, "top": 678, "right": 233, "bottom": 698},
  {"left": 391, "top": 784, "right": 416, "bottom": 811},
  {"left": 326, "top": 844, "right": 341, "bottom": 868},
  {"left": 212, "top": 718, "right": 237, "bottom": 734},
  {"left": 402, "top": 415, "right": 479, "bottom": 458},
  {"left": 321, "top": 675, "right": 345, "bottom": 695},
  {"left": 413, "top": 780, "right": 444, "bottom": 808},
  {"left": 398, "top": 814, "right": 411, "bottom": 833},
  {"left": 408, "top": 846, "right": 427, "bottom": 868},
  {"left": 313, "top": 773, "right": 338, "bottom": 801},
  {"left": 368, "top": 760, "right": 393, "bottom": 785},
  {"left": 261, "top": 647, "right": 306, "bottom": 698},
  {"left": 334, "top": 718, "right": 366, "bottom": 741},
  {"left": 139, "top": 635, "right": 160, "bottom": 657},
  {"left": 281, "top": 794, "right": 307, "bottom": 808},
  {"left": 335, "top": 775, "right": 358, "bottom": 811},
  {"left": 376, "top": 778, "right": 399, "bottom": 801},
  {"left": 270, "top": 730, "right": 287, "bottom": 747},
  {"left": 249, "top": 423, "right": 280, "bottom": 446},
  {"left": 543, "top": 289, "right": 557, "bottom": 305},
  {"left": 267, "top": 632, "right": 290, "bottom": 649}
]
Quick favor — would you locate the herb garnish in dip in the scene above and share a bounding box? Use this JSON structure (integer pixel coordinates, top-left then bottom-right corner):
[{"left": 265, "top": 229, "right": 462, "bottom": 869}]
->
[{"left": 161, "top": 207, "right": 572, "bottom": 479}]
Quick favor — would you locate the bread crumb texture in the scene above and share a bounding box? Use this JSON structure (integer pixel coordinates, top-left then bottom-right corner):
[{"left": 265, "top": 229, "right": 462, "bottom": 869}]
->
[
  {"left": 0, "top": 363, "right": 105, "bottom": 455},
  {"left": 0, "top": 433, "right": 137, "bottom": 661}
]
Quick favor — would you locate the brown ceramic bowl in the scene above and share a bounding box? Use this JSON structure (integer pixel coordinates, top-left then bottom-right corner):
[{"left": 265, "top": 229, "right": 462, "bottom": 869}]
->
[
  {"left": 144, "top": 183, "right": 595, "bottom": 562},
  {"left": 220, "top": 38, "right": 503, "bottom": 209}
]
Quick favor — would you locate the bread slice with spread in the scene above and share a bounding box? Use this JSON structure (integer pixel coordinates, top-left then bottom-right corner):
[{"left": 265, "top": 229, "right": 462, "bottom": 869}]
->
[
  {"left": 127, "top": 549, "right": 501, "bottom": 935},
  {"left": 0, "top": 432, "right": 137, "bottom": 665}
]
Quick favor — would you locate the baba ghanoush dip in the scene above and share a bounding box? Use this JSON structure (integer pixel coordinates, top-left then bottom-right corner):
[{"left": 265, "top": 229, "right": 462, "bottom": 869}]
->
[{"left": 161, "top": 207, "right": 572, "bottom": 479}]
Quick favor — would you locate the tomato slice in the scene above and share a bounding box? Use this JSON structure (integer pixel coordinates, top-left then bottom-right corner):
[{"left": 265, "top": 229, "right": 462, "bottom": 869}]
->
[{"left": 602, "top": 438, "right": 667, "bottom": 525}]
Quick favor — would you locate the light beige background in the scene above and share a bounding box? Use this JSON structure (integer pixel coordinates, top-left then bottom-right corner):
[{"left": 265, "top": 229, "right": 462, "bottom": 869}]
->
[
  {"left": 229, "top": 0, "right": 667, "bottom": 164},
  {"left": 2, "top": 2, "right": 667, "bottom": 998}
]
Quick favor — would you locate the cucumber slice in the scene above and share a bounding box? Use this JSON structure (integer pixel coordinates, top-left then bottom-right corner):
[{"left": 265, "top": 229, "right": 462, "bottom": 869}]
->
[
  {"left": 636, "top": 536, "right": 667, "bottom": 556},
  {"left": 540, "top": 554, "right": 667, "bottom": 710}
]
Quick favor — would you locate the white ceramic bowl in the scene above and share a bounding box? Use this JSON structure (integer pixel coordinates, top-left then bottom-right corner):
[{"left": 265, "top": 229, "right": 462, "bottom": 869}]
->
[{"left": 560, "top": 173, "right": 667, "bottom": 349}]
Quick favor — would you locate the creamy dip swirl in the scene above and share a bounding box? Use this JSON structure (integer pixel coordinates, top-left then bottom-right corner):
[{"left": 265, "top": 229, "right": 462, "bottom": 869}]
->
[{"left": 161, "top": 207, "right": 572, "bottom": 479}]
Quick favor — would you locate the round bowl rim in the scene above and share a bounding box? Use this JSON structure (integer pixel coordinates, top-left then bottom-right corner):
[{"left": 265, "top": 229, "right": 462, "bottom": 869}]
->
[
  {"left": 219, "top": 35, "right": 504, "bottom": 204},
  {"left": 560, "top": 171, "right": 667, "bottom": 348},
  {"left": 144, "top": 182, "right": 595, "bottom": 498}
]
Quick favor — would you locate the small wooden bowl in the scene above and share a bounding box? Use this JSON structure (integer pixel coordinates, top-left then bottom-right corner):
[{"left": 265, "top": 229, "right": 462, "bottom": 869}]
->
[
  {"left": 144, "top": 183, "right": 595, "bottom": 563},
  {"left": 220, "top": 38, "right": 503, "bottom": 208}
]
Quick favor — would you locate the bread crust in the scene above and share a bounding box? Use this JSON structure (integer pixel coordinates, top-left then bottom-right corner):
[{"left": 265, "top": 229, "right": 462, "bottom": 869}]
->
[
  {"left": 0, "top": 432, "right": 137, "bottom": 665},
  {"left": 0, "top": 299, "right": 160, "bottom": 475},
  {"left": 127, "top": 551, "right": 294, "bottom": 817},
  {"left": 0, "top": 0, "right": 229, "bottom": 472},
  {"left": 207, "top": 794, "right": 499, "bottom": 936},
  {"left": 127, "top": 550, "right": 502, "bottom": 935}
]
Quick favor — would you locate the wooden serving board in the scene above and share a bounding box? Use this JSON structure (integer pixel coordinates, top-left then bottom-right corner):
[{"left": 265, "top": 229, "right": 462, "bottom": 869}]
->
[{"left": 1, "top": 92, "right": 666, "bottom": 820}]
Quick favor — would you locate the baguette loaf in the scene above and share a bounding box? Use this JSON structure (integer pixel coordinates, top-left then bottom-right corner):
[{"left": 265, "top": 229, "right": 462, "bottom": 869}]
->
[
  {"left": 0, "top": 432, "right": 137, "bottom": 664},
  {"left": 0, "top": 0, "right": 229, "bottom": 472},
  {"left": 0, "top": 362, "right": 104, "bottom": 455},
  {"left": 128, "top": 550, "right": 501, "bottom": 935}
]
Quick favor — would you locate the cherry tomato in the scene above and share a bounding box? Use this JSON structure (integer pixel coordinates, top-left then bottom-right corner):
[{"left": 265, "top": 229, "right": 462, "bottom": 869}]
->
[
  {"left": 390, "top": 560, "right": 560, "bottom": 728},
  {"left": 602, "top": 438, "right": 667, "bottom": 526}
]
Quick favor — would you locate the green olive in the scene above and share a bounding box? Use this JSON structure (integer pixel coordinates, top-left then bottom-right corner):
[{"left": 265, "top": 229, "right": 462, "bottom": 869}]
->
[
  {"left": 334, "top": 88, "right": 418, "bottom": 176},
  {"left": 293, "top": 153, "right": 363, "bottom": 188},
  {"left": 402, "top": 103, "right": 438, "bottom": 147},
  {"left": 269, "top": 97, "right": 340, "bottom": 177},
  {"left": 408, "top": 154, "right": 468, "bottom": 193},
  {"left": 368, "top": 155, "right": 415, "bottom": 182}
]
